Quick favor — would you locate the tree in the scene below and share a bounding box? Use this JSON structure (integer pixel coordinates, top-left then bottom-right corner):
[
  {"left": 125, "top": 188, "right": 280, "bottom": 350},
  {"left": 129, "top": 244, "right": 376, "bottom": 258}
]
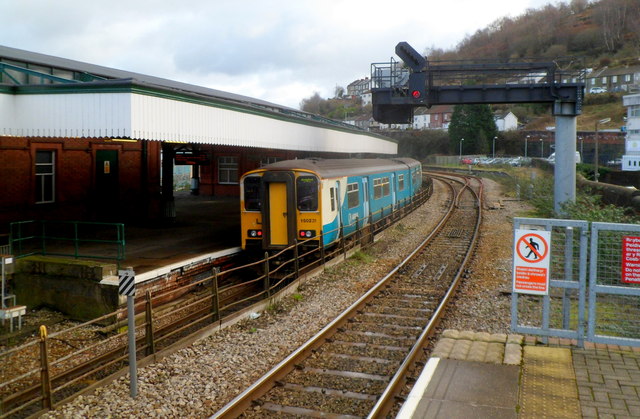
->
[{"left": 448, "top": 104, "right": 498, "bottom": 155}]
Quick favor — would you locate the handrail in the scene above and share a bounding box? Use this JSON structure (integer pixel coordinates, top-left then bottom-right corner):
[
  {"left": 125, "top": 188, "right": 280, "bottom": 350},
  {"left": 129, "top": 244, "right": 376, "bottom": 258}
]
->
[{"left": 9, "top": 220, "right": 125, "bottom": 265}]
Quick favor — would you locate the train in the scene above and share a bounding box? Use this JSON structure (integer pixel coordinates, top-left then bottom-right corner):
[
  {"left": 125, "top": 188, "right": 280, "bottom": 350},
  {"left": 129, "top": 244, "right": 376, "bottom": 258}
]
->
[{"left": 240, "top": 157, "right": 423, "bottom": 251}]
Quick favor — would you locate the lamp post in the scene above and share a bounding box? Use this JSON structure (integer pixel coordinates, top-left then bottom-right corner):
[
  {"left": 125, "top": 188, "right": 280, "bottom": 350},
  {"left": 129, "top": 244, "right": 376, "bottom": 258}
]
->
[
  {"left": 540, "top": 139, "right": 544, "bottom": 158},
  {"left": 525, "top": 135, "right": 529, "bottom": 158},
  {"left": 492, "top": 136, "right": 498, "bottom": 158},
  {"left": 459, "top": 138, "right": 464, "bottom": 161},
  {"left": 594, "top": 118, "right": 611, "bottom": 182}
]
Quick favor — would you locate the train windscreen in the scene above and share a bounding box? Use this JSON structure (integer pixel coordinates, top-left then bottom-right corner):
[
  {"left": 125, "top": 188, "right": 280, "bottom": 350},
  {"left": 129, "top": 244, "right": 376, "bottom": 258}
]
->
[
  {"left": 296, "top": 176, "right": 318, "bottom": 211},
  {"left": 243, "top": 176, "right": 261, "bottom": 211}
]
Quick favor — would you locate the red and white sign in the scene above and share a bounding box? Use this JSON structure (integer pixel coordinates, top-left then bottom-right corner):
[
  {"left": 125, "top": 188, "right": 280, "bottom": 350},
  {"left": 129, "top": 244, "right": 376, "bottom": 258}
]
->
[
  {"left": 513, "top": 229, "right": 551, "bottom": 295},
  {"left": 622, "top": 236, "right": 640, "bottom": 284}
]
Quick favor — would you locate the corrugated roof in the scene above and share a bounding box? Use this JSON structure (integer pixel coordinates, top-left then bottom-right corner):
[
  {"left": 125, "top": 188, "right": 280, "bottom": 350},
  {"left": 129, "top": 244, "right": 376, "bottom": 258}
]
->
[{"left": 0, "top": 44, "right": 289, "bottom": 110}]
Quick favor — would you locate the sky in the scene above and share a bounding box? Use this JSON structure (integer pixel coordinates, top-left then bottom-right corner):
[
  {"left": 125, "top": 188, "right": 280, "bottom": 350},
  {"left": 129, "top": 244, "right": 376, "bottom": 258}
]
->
[{"left": 1, "top": 0, "right": 568, "bottom": 109}]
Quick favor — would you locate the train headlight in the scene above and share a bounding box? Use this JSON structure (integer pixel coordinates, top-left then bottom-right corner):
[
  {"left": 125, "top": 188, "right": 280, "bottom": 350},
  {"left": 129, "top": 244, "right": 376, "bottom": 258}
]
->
[
  {"left": 248, "top": 229, "right": 262, "bottom": 238},
  {"left": 299, "top": 230, "right": 316, "bottom": 238}
]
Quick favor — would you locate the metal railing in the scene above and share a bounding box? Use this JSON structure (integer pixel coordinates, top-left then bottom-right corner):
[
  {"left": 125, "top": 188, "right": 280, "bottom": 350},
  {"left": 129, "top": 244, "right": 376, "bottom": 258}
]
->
[
  {"left": 0, "top": 185, "right": 432, "bottom": 418},
  {"left": 9, "top": 220, "right": 125, "bottom": 265}
]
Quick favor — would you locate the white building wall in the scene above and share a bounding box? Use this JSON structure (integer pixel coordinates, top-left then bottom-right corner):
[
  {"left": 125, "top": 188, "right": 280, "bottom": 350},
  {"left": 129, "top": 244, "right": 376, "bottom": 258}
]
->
[{"left": 622, "top": 94, "right": 640, "bottom": 171}]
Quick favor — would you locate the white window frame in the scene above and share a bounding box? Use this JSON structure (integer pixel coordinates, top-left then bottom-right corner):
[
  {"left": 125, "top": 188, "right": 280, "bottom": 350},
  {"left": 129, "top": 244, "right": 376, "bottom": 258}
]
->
[
  {"left": 398, "top": 174, "right": 405, "bottom": 191},
  {"left": 218, "top": 156, "right": 238, "bottom": 184},
  {"left": 35, "top": 150, "right": 55, "bottom": 204},
  {"left": 347, "top": 182, "right": 359, "bottom": 209}
]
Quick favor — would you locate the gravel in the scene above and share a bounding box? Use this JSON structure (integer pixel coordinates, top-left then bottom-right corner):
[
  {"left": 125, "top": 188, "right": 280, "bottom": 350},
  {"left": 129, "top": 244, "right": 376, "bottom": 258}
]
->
[{"left": 40, "top": 176, "right": 528, "bottom": 418}]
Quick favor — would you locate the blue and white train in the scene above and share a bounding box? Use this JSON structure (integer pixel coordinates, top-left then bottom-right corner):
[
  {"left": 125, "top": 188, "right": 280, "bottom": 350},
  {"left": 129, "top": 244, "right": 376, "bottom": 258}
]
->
[{"left": 240, "top": 158, "right": 423, "bottom": 251}]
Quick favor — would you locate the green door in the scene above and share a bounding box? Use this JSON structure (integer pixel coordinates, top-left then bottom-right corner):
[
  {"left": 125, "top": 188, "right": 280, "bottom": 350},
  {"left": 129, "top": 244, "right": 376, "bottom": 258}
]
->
[{"left": 95, "top": 150, "right": 119, "bottom": 210}]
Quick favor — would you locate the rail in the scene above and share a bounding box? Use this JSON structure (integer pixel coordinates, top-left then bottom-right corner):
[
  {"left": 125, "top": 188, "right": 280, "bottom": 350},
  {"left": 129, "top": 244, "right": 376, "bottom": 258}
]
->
[
  {"left": 212, "top": 173, "right": 482, "bottom": 418},
  {"left": 8, "top": 220, "right": 125, "bottom": 265},
  {"left": 0, "top": 183, "right": 432, "bottom": 418}
]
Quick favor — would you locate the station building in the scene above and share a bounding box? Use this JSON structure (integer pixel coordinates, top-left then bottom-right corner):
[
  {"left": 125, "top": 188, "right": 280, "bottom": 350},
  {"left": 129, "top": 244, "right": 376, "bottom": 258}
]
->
[{"left": 0, "top": 46, "right": 397, "bottom": 232}]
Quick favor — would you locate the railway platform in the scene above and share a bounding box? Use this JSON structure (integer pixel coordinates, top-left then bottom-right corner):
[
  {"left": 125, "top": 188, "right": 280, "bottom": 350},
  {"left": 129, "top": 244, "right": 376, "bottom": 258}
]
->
[
  {"left": 398, "top": 330, "right": 640, "bottom": 418},
  {"left": 121, "top": 191, "right": 241, "bottom": 277}
]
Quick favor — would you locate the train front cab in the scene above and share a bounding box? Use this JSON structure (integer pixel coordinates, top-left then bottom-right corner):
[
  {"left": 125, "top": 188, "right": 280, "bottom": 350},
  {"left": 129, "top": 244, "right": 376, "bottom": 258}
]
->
[{"left": 241, "top": 170, "right": 322, "bottom": 252}]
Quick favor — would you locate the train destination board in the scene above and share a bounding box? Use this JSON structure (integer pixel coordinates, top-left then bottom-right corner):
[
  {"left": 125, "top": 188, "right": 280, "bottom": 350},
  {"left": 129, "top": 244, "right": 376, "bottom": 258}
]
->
[{"left": 513, "top": 229, "right": 551, "bottom": 295}]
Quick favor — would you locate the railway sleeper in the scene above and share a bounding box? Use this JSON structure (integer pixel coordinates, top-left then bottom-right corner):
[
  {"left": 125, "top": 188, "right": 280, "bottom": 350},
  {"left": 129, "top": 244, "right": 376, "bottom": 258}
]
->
[
  {"left": 326, "top": 342, "right": 406, "bottom": 361},
  {"left": 259, "top": 397, "right": 368, "bottom": 419},
  {"left": 285, "top": 369, "right": 389, "bottom": 394},
  {"left": 332, "top": 330, "right": 414, "bottom": 347},
  {"left": 305, "top": 354, "right": 397, "bottom": 376}
]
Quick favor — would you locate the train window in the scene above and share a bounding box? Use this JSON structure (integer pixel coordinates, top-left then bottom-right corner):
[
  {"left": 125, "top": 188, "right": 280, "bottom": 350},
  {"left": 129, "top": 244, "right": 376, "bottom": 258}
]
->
[
  {"left": 330, "top": 188, "right": 336, "bottom": 211},
  {"left": 398, "top": 174, "right": 405, "bottom": 191},
  {"left": 373, "top": 178, "right": 383, "bottom": 199},
  {"left": 382, "top": 177, "right": 390, "bottom": 197},
  {"left": 297, "top": 176, "right": 318, "bottom": 211},
  {"left": 243, "top": 176, "right": 261, "bottom": 211},
  {"left": 347, "top": 183, "right": 359, "bottom": 208}
]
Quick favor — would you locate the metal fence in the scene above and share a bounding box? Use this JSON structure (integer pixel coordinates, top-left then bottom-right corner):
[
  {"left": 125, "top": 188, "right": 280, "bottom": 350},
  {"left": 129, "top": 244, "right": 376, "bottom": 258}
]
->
[
  {"left": 511, "top": 218, "right": 589, "bottom": 346},
  {"left": 588, "top": 222, "right": 640, "bottom": 346},
  {"left": 9, "top": 220, "right": 125, "bottom": 266}
]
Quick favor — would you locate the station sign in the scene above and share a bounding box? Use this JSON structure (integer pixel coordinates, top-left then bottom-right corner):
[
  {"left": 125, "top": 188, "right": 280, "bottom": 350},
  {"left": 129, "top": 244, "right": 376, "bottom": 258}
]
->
[
  {"left": 622, "top": 236, "right": 640, "bottom": 284},
  {"left": 513, "top": 229, "right": 551, "bottom": 295},
  {"left": 174, "top": 151, "right": 210, "bottom": 165}
]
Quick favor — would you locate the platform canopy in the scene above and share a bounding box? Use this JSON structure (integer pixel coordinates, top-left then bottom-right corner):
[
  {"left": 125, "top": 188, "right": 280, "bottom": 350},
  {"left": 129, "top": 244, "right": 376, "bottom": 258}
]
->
[{"left": 0, "top": 46, "right": 397, "bottom": 155}]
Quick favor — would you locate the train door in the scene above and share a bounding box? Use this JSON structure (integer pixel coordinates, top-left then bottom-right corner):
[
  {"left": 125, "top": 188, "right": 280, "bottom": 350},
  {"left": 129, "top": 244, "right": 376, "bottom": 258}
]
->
[
  {"left": 269, "top": 183, "right": 288, "bottom": 245},
  {"left": 262, "top": 172, "right": 296, "bottom": 248},
  {"left": 362, "top": 178, "right": 370, "bottom": 223},
  {"left": 335, "top": 181, "right": 342, "bottom": 234},
  {"left": 391, "top": 173, "right": 397, "bottom": 208}
]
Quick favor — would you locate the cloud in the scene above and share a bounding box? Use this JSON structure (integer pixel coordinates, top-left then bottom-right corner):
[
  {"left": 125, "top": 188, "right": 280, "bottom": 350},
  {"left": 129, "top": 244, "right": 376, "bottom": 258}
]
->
[{"left": 0, "top": 0, "right": 569, "bottom": 108}]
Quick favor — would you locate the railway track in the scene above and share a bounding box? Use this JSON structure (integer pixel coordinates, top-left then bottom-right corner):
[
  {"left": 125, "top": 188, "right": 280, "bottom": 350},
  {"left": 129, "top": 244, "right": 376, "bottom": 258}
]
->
[
  {"left": 213, "top": 172, "right": 483, "bottom": 418},
  {"left": 1, "top": 180, "right": 434, "bottom": 418}
]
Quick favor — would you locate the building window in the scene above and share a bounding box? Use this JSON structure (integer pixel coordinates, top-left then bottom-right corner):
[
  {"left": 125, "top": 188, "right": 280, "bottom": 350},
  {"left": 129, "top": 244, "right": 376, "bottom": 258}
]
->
[
  {"left": 398, "top": 174, "right": 405, "bottom": 191},
  {"left": 218, "top": 156, "right": 238, "bottom": 184},
  {"left": 602, "top": 77, "right": 607, "bottom": 84},
  {"left": 35, "top": 150, "right": 55, "bottom": 203},
  {"left": 347, "top": 182, "right": 359, "bottom": 209},
  {"left": 612, "top": 75, "right": 618, "bottom": 83},
  {"left": 260, "top": 157, "right": 279, "bottom": 167},
  {"left": 630, "top": 106, "right": 640, "bottom": 118},
  {"left": 625, "top": 74, "right": 631, "bottom": 82}
]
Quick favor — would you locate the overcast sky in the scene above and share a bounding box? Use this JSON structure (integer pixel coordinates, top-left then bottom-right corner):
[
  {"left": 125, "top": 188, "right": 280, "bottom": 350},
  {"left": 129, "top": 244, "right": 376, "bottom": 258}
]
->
[{"left": 1, "top": 0, "right": 568, "bottom": 109}]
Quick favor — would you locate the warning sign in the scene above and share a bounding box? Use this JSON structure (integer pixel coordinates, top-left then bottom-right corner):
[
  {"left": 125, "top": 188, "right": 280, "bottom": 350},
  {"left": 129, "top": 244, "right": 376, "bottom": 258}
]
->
[
  {"left": 513, "top": 229, "right": 551, "bottom": 295},
  {"left": 622, "top": 236, "right": 640, "bottom": 284}
]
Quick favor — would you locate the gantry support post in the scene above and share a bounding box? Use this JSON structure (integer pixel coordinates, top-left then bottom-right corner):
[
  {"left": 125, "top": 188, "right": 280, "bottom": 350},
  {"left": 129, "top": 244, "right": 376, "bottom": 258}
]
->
[{"left": 554, "top": 102, "right": 579, "bottom": 216}]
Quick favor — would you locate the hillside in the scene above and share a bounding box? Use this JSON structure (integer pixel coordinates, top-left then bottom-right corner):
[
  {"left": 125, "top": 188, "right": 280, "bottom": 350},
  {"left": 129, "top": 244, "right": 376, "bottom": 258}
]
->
[{"left": 427, "top": 0, "right": 640, "bottom": 69}]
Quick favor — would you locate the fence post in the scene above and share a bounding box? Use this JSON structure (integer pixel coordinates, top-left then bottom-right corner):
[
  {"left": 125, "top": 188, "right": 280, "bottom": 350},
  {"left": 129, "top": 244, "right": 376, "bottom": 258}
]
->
[
  {"left": 562, "top": 227, "right": 574, "bottom": 330},
  {"left": 39, "top": 325, "right": 52, "bottom": 410},
  {"left": 341, "top": 225, "right": 347, "bottom": 260},
  {"left": 294, "top": 240, "right": 299, "bottom": 278},
  {"left": 264, "top": 252, "right": 270, "bottom": 298},
  {"left": 74, "top": 223, "right": 79, "bottom": 259},
  {"left": 211, "top": 268, "right": 220, "bottom": 323},
  {"left": 320, "top": 234, "right": 325, "bottom": 266},
  {"left": 145, "top": 291, "right": 155, "bottom": 356}
]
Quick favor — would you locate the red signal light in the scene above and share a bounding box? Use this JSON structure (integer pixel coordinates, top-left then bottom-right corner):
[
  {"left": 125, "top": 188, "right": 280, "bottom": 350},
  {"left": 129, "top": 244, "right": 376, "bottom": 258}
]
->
[{"left": 412, "top": 90, "right": 421, "bottom": 99}]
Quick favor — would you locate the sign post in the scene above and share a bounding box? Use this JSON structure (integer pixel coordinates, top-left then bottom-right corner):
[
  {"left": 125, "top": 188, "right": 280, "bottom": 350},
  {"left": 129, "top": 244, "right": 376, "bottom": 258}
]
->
[
  {"left": 513, "top": 230, "right": 551, "bottom": 295},
  {"left": 119, "top": 268, "right": 137, "bottom": 398}
]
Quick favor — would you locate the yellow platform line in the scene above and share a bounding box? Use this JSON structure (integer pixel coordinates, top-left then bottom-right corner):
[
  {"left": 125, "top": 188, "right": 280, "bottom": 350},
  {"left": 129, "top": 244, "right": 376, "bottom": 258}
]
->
[{"left": 519, "top": 346, "right": 581, "bottom": 418}]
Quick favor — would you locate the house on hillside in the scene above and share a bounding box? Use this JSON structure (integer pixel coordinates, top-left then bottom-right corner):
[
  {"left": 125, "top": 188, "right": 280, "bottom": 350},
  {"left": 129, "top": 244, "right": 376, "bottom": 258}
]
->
[
  {"left": 622, "top": 93, "right": 640, "bottom": 171},
  {"left": 346, "top": 78, "right": 371, "bottom": 97},
  {"left": 412, "top": 105, "right": 453, "bottom": 130},
  {"left": 587, "top": 66, "right": 640, "bottom": 93},
  {"left": 494, "top": 111, "right": 518, "bottom": 131}
]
